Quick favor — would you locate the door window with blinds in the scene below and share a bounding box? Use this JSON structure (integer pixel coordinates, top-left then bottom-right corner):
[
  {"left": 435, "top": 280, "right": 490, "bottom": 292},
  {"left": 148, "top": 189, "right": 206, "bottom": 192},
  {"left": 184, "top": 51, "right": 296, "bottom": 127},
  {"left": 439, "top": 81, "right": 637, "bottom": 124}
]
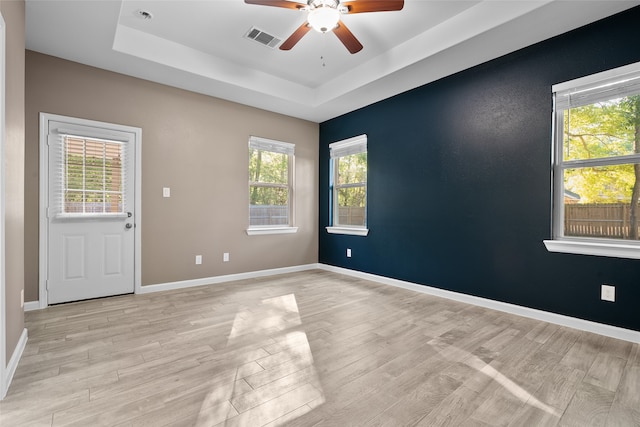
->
[
  {"left": 58, "top": 134, "right": 127, "bottom": 216},
  {"left": 247, "top": 136, "right": 297, "bottom": 234},
  {"left": 544, "top": 61, "right": 640, "bottom": 259}
]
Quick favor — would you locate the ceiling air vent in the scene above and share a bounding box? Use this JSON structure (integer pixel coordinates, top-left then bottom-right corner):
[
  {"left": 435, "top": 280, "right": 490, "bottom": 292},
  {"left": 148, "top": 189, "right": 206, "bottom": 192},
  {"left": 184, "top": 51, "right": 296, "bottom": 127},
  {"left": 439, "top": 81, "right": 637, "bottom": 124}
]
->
[{"left": 244, "top": 27, "right": 281, "bottom": 49}]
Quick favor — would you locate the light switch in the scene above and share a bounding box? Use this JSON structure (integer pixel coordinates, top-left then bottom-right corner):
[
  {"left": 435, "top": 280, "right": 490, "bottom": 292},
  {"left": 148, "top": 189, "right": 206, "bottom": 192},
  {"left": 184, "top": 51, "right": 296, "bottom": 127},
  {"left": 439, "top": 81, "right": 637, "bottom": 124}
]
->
[{"left": 163, "top": 187, "right": 171, "bottom": 198}]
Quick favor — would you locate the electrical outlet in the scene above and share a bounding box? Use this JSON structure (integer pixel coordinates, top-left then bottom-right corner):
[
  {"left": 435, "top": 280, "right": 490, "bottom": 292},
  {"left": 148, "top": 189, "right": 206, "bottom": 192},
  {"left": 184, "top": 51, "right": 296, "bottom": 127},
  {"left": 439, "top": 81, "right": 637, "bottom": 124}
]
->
[
  {"left": 347, "top": 248, "right": 352, "bottom": 258},
  {"left": 223, "top": 252, "right": 230, "bottom": 262},
  {"left": 195, "top": 255, "right": 202, "bottom": 265},
  {"left": 163, "top": 187, "right": 171, "bottom": 198},
  {"left": 601, "top": 284, "right": 615, "bottom": 302}
]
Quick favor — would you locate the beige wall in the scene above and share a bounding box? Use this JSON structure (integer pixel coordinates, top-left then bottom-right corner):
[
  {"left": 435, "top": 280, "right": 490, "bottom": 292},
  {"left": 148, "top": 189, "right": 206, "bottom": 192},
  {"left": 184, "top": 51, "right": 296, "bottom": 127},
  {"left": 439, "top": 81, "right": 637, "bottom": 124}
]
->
[
  {"left": 25, "top": 51, "right": 319, "bottom": 300},
  {"left": 1, "top": 0, "right": 25, "bottom": 363}
]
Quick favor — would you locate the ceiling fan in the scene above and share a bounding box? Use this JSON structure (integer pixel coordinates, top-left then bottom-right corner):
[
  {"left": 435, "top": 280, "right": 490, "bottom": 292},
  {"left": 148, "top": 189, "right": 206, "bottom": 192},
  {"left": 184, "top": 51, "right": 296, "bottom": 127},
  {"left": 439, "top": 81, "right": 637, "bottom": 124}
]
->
[{"left": 244, "top": 0, "right": 404, "bottom": 54}]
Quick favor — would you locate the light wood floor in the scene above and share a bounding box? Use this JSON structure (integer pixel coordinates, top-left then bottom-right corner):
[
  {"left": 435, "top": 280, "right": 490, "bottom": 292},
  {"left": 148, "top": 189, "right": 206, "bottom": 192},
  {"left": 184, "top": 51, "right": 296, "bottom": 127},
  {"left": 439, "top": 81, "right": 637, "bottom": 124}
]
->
[{"left": 1, "top": 270, "right": 639, "bottom": 426}]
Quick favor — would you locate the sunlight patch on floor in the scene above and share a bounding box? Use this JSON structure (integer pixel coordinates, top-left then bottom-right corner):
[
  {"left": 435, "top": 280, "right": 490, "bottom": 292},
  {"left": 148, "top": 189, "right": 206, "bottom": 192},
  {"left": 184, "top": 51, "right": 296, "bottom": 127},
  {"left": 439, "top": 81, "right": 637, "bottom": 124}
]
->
[{"left": 196, "top": 293, "right": 325, "bottom": 425}]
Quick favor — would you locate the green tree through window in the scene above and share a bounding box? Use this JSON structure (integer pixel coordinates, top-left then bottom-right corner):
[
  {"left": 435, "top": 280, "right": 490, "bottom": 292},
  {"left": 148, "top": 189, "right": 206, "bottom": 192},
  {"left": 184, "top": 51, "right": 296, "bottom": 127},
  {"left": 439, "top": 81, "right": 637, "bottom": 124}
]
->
[
  {"left": 336, "top": 152, "right": 367, "bottom": 226},
  {"left": 562, "top": 95, "right": 640, "bottom": 239},
  {"left": 248, "top": 137, "right": 294, "bottom": 227},
  {"left": 329, "top": 135, "right": 368, "bottom": 230}
]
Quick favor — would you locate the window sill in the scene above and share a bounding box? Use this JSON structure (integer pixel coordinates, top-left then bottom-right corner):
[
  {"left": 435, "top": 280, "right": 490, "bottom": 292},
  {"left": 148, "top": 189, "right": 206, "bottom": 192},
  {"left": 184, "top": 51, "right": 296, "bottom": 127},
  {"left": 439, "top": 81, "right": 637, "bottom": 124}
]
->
[
  {"left": 543, "top": 239, "right": 640, "bottom": 259},
  {"left": 246, "top": 227, "right": 298, "bottom": 236},
  {"left": 326, "top": 226, "right": 369, "bottom": 236}
]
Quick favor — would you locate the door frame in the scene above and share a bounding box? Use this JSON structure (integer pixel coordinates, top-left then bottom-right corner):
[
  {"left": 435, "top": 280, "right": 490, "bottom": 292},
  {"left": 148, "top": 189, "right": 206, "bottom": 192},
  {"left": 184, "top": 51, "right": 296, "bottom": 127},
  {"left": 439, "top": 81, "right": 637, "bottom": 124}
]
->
[
  {"left": 0, "top": 11, "right": 7, "bottom": 399},
  {"left": 38, "top": 113, "right": 142, "bottom": 308}
]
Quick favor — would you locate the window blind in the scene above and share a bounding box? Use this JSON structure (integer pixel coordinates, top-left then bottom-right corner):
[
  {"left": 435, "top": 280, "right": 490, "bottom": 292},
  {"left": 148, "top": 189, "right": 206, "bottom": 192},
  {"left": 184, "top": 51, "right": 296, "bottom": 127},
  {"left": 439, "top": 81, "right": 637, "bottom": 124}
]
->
[
  {"left": 554, "top": 62, "right": 640, "bottom": 110},
  {"left": 330, "top": 134, "right": 367, "bottom": 158},
  {"left": 249, "top": 136, "right": 294, "bottom": 155}
]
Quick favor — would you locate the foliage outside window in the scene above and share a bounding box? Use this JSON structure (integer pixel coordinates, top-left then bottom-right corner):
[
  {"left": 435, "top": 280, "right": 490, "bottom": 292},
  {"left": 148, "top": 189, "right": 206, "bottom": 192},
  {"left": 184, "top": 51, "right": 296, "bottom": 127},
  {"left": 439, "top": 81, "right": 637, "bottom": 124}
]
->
[
  {"left": 327, "top": 135, "right": 368, "bottom": 235},
  {"left": 248, "top": 136, "right": 295, "bottom": 231},
  {"left": 546, "top": 62, "right": 640, "bottom": 258},
  {"left": 63, "top": 136, "right": 124, "bottom": 214}
]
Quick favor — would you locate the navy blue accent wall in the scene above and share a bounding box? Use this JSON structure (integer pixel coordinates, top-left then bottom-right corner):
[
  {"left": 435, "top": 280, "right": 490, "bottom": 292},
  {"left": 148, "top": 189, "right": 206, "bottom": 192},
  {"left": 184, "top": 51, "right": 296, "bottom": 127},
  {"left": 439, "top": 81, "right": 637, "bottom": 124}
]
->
[{"left": 319, "top": 7, "right": 640, "bottom": 332}]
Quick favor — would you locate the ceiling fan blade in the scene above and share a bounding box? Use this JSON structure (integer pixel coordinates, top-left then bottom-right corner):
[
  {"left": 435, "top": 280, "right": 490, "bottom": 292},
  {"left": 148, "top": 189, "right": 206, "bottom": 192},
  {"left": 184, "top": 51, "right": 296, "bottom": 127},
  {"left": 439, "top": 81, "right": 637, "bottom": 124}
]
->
[
  {"left": 280, "top": 23, "right": 312, "bottom": 50},
  {"left": 341, "top": 0, "right": 404, "bottom": 14},
  {"left": 244, "top": 0, "right": 306, "bottom": 10},
  {"left": 333, "top": 21, "right": 363, "bottom": 54}
]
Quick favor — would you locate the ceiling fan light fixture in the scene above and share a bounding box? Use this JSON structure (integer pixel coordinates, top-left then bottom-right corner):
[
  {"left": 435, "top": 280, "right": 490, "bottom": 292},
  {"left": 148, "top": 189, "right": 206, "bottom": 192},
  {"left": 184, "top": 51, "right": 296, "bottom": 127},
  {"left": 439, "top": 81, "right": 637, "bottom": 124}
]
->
[{"left": 307, "top": 6, "right": 340, "bottom": 33}]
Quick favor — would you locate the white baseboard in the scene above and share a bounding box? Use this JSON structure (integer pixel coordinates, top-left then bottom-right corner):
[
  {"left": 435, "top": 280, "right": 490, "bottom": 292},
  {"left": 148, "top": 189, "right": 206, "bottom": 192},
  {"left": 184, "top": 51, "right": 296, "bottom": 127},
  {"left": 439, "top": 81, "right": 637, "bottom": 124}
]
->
[
  {"left": 1, "top": 328, "right": 27, "bottom": 399},
  {"left": 139, "top": 263, "right": 321, "bottom": 294},
  {"left": 25, "top": 264, "right": 322, "bottom": 306},
  {"left": 23, "top": 301, "right": 41, "bottom": 312},
  {"left": 317, "top": 264, "right": 640, "bottom": 344},
  {"left": 24, "top": 262, "right": 639, "bottom": 343}
]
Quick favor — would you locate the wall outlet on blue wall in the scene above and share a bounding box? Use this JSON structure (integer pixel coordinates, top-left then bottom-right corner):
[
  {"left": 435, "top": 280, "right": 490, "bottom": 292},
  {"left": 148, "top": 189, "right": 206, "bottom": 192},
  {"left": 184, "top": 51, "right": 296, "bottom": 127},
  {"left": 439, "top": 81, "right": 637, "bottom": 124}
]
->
[
  {"left": 601, "top": 284, "right": 615, "bottom": 302},
  {"left": 347, "top": 248, "right": 352, "bottom": 258}
]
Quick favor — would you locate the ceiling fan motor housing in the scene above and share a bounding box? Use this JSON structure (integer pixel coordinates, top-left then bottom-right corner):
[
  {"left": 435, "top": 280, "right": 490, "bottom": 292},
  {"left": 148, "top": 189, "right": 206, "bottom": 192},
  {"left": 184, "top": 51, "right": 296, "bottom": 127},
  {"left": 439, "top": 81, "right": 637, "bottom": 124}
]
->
[
  {"left": 308, "top": 8, "right": 340, "bottom": 32},
  {"left": 307, "top": 0, "right": 346, "bottom": 33}
]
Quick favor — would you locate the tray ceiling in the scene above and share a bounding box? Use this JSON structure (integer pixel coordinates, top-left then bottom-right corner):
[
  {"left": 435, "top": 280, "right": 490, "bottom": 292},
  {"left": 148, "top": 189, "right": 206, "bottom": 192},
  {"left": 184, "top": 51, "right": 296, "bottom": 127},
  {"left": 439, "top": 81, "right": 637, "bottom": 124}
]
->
[{"left": 26, "top": 1, "right": 639, "bottom": 122}]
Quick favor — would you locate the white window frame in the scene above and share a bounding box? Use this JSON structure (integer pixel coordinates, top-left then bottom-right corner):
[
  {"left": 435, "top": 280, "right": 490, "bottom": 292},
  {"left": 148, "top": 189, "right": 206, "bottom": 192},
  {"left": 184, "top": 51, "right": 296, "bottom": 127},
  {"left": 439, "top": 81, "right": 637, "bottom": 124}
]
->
[
  {"left": 544, "top": 61, "right": 640, "bottom": 259},
  {"left": 326, "top": 134, "right": 369, "bottom": 236},
  {"left": 246, "top": 136, "right": 297, "bottom": 236}
]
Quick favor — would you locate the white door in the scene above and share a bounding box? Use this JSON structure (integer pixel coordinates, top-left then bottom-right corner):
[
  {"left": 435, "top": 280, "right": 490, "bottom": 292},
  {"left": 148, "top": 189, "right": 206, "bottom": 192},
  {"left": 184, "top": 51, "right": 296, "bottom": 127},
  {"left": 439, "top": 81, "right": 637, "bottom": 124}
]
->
[{"left": 44, "top": 116, "right": 137, "bottom": 304}]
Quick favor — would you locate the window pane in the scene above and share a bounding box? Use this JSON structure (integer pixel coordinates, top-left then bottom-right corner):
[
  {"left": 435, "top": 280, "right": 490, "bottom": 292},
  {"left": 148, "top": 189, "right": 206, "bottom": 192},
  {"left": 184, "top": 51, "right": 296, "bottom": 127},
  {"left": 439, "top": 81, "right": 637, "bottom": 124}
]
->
[
  {"left": 63, "top": 136, "right": 124, "bottom": 214},
  {"left": 337, "top": 186, "right": 366, "bottom": 226},
  {"left": 85, "top": 140, "right": 105, "bottom": 191},
  {"left": 337, "top": 153, "right": 367, "bottom": 185},
  {"left": 106, "top": 193, "right": 122, "bottom": 214},
  {"left": 64, "top": 190, "right": 84, "bottom": 213},
  {"left": 249, "top": 186, "right": 289, "bottom": 226},
  {"left": 563, "top": 95, "right": 640, "bottom": 161},
  {"left": 85, "top": 192, "right": 105, "bottom": 213},
  {"left": 564, "top": 164, "right": 640, "bottom": 240},
  {"left": 249, "top": 149, "right": 288, "bottom": 185},
  {"left": 66, "top": 137, "right": 84, "bottom": 192},
  {"left": 103, "top": 143, "right": 123, "bottom": 213}
]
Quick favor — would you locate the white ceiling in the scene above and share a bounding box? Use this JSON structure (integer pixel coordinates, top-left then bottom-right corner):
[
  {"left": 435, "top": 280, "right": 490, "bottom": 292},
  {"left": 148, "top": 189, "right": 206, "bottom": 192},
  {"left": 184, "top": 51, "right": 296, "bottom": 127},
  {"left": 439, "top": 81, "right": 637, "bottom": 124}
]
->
[{"left": 26, "top": 0, "right": 639, "bottom": 122}]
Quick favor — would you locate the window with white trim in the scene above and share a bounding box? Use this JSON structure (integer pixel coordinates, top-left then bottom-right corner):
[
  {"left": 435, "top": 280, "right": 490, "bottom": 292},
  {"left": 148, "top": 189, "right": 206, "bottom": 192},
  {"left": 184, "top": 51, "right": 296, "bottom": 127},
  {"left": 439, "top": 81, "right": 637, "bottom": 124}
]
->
[
  {"left": 545, "top": 61, "right": 640, "bottom": 259},
  {"left": 247, "top": 136, "right": 297, "bottom": 235},
  {"left": 327, "top": 135, "right": 368, "bottom": 236}
]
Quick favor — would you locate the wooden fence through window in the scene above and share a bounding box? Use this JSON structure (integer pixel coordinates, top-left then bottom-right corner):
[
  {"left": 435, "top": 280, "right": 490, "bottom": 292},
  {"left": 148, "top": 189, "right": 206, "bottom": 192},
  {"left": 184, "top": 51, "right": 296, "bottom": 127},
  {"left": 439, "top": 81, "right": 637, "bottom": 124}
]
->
[
  {"left": 564, "top": 203, "right": 640, "bottom": 239},
  {"left": 338, "top": 207, "right": 365, "bottom": 227},
  {"left": 249, "top": 205, "right": 288, "bottom": 226}
]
